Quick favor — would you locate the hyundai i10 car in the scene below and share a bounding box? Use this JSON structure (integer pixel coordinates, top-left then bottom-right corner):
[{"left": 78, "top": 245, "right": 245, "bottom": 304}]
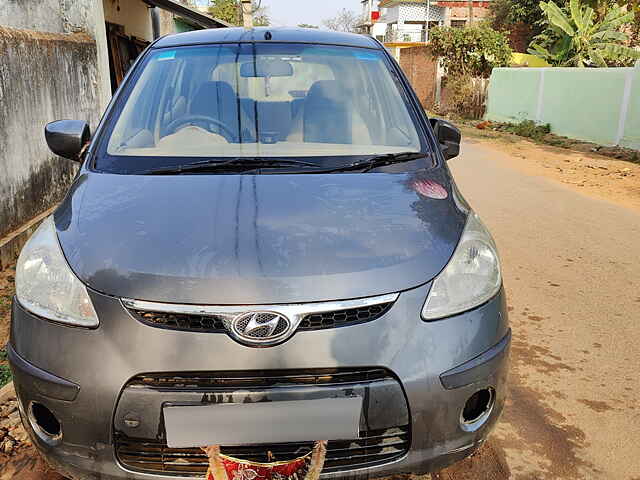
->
[{"left": 9, "top": 27, "right": 510, "bottom": 480}]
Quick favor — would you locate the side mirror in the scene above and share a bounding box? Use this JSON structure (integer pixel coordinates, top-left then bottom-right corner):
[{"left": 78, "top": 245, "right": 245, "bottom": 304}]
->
[
  {"left": 430, "top": 119, "right": 461, "bottom": 161},
  {"left": 45, "top": 120, "right": 90, "bottom": 162}
]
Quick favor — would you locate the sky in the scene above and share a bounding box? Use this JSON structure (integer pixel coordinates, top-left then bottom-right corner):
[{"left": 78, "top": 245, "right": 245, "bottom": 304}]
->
[
  {"left": 195, "top": 1, "right": 364, "bottom": 28},
  {"left": 261, "top": 0, "right": 362, "bottom": 28}
]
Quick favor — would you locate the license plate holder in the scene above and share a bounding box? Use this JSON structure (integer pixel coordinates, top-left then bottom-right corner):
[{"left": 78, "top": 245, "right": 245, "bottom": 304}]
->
[{"left": 163, "top": 397, "right": 362, "bottom": 448}]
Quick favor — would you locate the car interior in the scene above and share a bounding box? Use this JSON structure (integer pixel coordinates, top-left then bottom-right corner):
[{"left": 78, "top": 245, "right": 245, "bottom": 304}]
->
[{"left": 108, "top": 45, "right": 421, "bottom": 156}]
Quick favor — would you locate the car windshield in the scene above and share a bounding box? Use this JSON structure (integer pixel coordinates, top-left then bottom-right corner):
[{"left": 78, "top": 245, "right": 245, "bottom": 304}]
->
[{"left": 102, "top": 43, "right": 424, "bottom": 169}]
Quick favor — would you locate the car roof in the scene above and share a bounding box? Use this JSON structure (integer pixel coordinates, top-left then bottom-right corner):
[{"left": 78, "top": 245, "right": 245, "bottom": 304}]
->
[{"left": 153, "top": 27, "right": 382, "bottom": 50}]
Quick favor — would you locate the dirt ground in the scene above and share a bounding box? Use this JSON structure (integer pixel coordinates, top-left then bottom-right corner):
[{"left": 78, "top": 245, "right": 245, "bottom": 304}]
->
[
  {"left": 0, "top": 266, "right": 14, "bottom": 348},
  {"left": 459, "top": 125, "right": 640, "bottom": 213},
  {"left": 442, "top": 135, "right": 640, "bottom": 479},
  {"left": 1, "top": 131, "right": 639, "bottom": 479},
  {"left": 0, "top": 267, "right": 15, "bottom": 387}
]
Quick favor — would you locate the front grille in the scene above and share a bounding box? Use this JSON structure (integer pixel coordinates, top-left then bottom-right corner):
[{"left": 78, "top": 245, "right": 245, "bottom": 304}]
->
[
  {"left": 129, "top": 368, "right": 391, "bottom": 391},
  {"left": 126, "top": 300, "right": 394, "bottom": 334},
  {"left": 116, "top": 425, "right": 410, "bottom": 477},
  {"left": 130, "top": 310, "right": 227, "bottom": 333},
  {"left": 298, "top": 303, "right": 393, "bottom": 331}
]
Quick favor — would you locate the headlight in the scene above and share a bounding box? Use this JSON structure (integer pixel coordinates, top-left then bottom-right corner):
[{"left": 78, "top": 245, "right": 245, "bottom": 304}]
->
[
  {"left": 422, "top": 211, "right": 501, "bottom": 320},
  {"left": 16, "top": 217, "right": 98, "bottom": 327}
]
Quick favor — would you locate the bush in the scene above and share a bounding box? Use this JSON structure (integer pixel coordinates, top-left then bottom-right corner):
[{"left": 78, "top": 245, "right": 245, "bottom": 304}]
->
[
  {"left": 429, "top": 24, "right": 513, "bottom": 78},
  {"left": 495, "top": 120, "right": 551, "bottom": 141},
  {"left": 441, "top": 75, "right": 489, "bottom": 119}
]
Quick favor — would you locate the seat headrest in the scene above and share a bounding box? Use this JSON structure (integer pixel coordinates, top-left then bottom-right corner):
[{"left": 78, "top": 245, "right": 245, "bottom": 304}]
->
[
  {"left": 306, "top": 80, "right": 348, "bottom": 102},
  {"left": 191, "top": 81, "right": 237, "bottom": 117},
  {"left": 304, "top": 80, "right": 352, "bottom": 144}
]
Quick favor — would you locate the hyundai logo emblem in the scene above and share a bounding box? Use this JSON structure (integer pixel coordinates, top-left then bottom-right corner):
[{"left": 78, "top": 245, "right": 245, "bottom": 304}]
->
[{"left": 230, "top": 312, "right": 292, "bottom": 346}]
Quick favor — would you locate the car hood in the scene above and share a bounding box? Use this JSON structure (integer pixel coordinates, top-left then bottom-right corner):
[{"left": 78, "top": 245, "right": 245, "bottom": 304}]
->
[{"left": 55, "top": 170, "right": 466, "bottom": 304}]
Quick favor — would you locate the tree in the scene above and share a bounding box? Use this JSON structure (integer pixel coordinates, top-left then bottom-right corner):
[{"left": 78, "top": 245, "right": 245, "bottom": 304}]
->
[
  {"left": 298, "top": 24, "right": 319, "bottom": 29},
  {"left": 429, "top": 24, "right": 513, "bottom": 78},
  {"left": 490, "top": 0, "right": 546, "bottom": 33},
  {"left": 209, "top": 0, "right": 239, "bottom": 24},
  {"left": 529, "top": 0, "right": 640, "bottom": 66},
  {"left": 208, "top": 0, "right": 270, "bottom": 26},
  {"left": 322, "top": 9, "right": 361, "bottom": 33},
  {"left": 490, "top": 0, "right": 639, "bottom": 48}
]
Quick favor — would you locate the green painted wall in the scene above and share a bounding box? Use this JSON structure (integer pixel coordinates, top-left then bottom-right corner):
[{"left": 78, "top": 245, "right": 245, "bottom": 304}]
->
[
  {"left": 485, "top": 68, "right": 540, "bottom": 123},
  {"left": 621, "top": 66, "right": 640, "bottom": 150},
  {"left": 486, "top": 65, "right": 640, "bottom": 150}
]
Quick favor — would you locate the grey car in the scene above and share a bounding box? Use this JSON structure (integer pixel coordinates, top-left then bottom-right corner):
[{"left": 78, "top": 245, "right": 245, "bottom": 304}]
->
[{"left": 9, "top": 28, "right": 509, "bottom": 480}]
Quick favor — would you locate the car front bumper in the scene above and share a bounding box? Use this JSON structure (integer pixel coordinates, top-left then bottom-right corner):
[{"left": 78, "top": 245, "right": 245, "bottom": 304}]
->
[{"left": 9, "top": 283, "right": 510, "bottom": 480}]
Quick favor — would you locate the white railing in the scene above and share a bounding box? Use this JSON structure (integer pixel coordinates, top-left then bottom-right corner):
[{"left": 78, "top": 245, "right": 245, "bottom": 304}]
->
[{"left": 384, "top": 28, "right": 426, "bottom": 43}]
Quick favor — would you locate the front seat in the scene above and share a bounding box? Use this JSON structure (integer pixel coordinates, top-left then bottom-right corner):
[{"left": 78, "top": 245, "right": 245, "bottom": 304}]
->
[
  {"left": 190, "top": 81, "right": 241, "bottom": 142},
  {"left": 302, "top": 80, "right": 371, "bottom": 145}
]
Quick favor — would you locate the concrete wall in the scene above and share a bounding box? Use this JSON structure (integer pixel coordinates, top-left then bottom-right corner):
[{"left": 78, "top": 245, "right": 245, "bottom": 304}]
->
[
  {"left": 0, "top": 27, "right": 102, "bottom": 239},
  {"left": 0, "top": 0, "right": 101, "bottom": 36},
  {"left": 486, "top": 65, "right": 640, "bottom": 149}
]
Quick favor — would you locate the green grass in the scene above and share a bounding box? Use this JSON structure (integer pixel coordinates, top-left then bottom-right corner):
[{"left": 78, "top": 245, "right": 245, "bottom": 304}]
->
[
  {"left": 0, "top": 350, "right": 11, "bottom": 388},
  {"left": 501, "top": 120, "right": 551, "bottom": 142}
]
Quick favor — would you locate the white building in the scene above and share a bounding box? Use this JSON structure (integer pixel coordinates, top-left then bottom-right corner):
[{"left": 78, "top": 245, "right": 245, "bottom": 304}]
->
[
  {"left": 358, "top": 0, "right": 388, "bottom": 41},
  {"left": 379, "top": 0, "right": 446, "bottom": 43},
  {"left": 360, "top": 1, "right": 493, "bottom": 45}
]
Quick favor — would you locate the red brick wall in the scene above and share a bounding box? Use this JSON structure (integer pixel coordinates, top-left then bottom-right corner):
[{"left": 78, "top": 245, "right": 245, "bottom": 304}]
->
[
  {"left": 399, "top": 46, "right": 438, "bottom": 109},
  {"left": 437, "top": 1, "right": 491, "bottom": 6},
  {"left": 448, "top": 6, "right": 490, "bottom": 20}
]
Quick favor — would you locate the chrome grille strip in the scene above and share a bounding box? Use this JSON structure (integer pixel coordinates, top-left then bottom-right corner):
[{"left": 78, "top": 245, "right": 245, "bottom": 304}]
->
[
  {"left": 122, "top": 294, "right": 398, "bottom": 345},
  {"left": 122, "top": 293, "right": 399, "bottom": 318}
]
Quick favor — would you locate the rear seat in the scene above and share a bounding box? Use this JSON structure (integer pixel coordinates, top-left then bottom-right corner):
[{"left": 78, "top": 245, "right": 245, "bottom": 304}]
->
[{"left": 240, "top": 100, "right": 294, "bottom": 142}]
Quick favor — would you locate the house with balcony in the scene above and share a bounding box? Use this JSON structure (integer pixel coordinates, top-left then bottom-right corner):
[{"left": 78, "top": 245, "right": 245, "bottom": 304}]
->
[
  {"left": 379, "top": 0, "right": 446, "bottom": 43},
  {"left": 366, "top": 0, "right": 492, "bottom": 45},
  {"left": 358, "top": 1, "right": 388, "bottom": 41}
]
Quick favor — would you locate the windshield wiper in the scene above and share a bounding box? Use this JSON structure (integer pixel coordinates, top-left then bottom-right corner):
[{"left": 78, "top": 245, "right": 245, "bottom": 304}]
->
[
  {"left": 144, "top": 158, "right": 319, "bottom": 175},
  {"left": 313, "top": 152, "right": 429, "bottom": 174}
]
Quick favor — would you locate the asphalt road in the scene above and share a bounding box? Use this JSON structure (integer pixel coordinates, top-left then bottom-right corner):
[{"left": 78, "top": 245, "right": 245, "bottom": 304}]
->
[{"left": 438, "top": 139, "right": 640, "bottom": 479}]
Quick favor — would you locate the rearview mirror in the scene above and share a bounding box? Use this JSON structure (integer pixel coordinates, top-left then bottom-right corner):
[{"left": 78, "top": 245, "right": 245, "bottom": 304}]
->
[
  {"left": 240, "top": 59, "right": 294, "bottom": 78},
  {"left": 45, "top": 120, "right": 90, "bottom": 162},
  {"left": 430, "top": 119, "right": 461, "bottom": 161}
]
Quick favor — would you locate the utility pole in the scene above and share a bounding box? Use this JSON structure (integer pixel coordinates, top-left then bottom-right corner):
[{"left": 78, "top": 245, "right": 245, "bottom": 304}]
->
[
  {"left": 425, "top": 0, "right": 430, "bottom": 42},
  {"left": 241, "top": 0, "right": 253, "bottom": 28},
  {"left": 467, "top": 0, "right": 474, "bottom": 25}
]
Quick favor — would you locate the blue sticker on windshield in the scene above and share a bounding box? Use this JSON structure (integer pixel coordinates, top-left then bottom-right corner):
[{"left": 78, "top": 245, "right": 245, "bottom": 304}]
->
[
  {"left": 354, "top": 51, "right": 379, "bottom": 61},
  {"left": 156, "top": 50, "right": 176, "bottom": 61}
]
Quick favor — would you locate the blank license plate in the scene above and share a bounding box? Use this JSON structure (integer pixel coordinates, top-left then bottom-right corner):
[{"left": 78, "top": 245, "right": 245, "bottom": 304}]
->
[{"left": 164, "top": 397, "right": 362, "bottom": 448}]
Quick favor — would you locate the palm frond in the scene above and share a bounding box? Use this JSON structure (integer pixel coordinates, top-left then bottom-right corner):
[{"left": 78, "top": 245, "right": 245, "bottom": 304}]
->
[
  {"left": 589, "top": 49, "right": 607, "bottom": 67},
  {"left": 598, "top": 43, "right": 640, "bottom": 60},
  {"left": 543, "top": 1, "right": 576, "bottom": 37},
  {"left": 582, "top": 7, "right": 595, "bottom": 34},
  {"left": 598, "top": 9, "right": 634, "bottom": 33},
  {"left": 569, "top": 0, "right": 584, "bottom": 30},
  {"left": 592, "top": 31, "right": 627, "bottom": 42}
]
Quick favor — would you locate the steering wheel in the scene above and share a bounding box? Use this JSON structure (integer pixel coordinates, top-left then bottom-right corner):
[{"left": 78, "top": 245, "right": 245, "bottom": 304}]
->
[{"left": 166, "top": 115, "right": 237, "bottom": 143}]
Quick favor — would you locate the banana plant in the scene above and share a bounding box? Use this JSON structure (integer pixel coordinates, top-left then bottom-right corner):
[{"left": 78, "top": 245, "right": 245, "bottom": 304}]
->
[{"left": 528, "top": 0, "right": 640, "bottom": 67}]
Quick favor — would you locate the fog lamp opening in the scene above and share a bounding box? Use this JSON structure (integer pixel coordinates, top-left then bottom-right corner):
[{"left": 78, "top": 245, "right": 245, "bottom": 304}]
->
[
  {"left": 460, "top": 388, "right": 495, "bottom": 432},
  {"left": 28, "top": 402, "right": 62, "bottom": 443}
]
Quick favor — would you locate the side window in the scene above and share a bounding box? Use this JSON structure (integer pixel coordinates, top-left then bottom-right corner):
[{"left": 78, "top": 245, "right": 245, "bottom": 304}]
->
[
  {"left": 363, "top": 59, "right": 419, "bottom": 147},
  {"left": 358, "top": 61, "right": 386, "bottom": 144},
  {"left": 109, "top": 60, "right": 165, "bottom": 149},
  {"left": 159, "top": 59, "right": 187, "bottom": 132}
]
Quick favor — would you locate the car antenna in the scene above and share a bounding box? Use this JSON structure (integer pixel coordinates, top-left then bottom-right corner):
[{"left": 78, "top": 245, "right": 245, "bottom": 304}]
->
[{"left": 264, "top": 31, "right": 272, "bottom": 40}]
